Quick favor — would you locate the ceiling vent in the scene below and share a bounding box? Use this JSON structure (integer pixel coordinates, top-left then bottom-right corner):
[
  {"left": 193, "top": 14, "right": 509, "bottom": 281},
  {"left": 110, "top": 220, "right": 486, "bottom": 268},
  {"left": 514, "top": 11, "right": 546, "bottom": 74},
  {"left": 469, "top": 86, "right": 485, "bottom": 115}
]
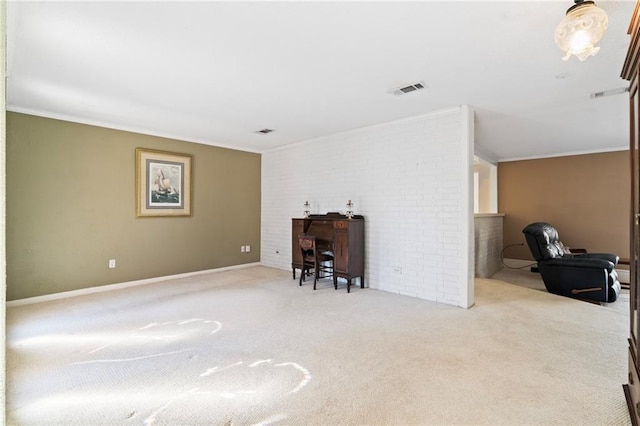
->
[
  {"left": 390, "top": 81, "right": 427, "bottom": 96},
  {"left": 590, "top": 86, "right": 629, "bottom": 99},
  {"left": 256, "top": 128, "right": 275, "bottom": 134}
]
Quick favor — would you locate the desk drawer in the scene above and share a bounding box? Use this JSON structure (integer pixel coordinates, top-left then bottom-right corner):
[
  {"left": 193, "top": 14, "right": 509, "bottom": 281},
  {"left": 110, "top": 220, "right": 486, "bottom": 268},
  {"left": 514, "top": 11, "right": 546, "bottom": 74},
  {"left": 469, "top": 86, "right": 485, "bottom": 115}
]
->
[{"left": 334, "top": 220, "right": 348, "bottom": 230}]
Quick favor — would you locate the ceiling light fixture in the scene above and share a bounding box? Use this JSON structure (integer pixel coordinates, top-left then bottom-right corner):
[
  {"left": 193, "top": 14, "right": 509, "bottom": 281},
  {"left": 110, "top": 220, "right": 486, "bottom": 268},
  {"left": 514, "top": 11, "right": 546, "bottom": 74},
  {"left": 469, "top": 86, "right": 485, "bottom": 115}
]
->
[{"left": 554, "top": 0, "right": 608, "bottom": 61}]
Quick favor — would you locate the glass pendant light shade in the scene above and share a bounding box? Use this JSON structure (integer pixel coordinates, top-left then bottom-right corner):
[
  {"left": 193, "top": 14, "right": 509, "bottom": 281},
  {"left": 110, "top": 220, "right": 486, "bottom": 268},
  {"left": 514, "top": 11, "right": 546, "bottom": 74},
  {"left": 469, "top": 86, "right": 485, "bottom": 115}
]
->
[{"left": 554, "top": 0, "right": 608, "bottom": 61}]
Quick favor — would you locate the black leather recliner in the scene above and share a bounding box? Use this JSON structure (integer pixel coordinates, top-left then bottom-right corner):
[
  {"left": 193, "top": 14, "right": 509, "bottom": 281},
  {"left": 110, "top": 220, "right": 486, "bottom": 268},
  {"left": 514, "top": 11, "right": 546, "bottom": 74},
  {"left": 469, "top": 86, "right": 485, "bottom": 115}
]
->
[{"left": 522, "top": 222, "right": 620, "bottom": 303}]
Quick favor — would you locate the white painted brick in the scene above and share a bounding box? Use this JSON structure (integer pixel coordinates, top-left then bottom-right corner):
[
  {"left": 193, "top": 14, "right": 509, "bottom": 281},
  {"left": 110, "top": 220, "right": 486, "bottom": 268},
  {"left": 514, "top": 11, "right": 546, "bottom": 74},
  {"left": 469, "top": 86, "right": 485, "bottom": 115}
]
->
[
  {"left": 474, "top": 215, "right": 504, "bottom": 278},
  {"left": 261, "top": 107, "right": 474, "bottom": 307}
]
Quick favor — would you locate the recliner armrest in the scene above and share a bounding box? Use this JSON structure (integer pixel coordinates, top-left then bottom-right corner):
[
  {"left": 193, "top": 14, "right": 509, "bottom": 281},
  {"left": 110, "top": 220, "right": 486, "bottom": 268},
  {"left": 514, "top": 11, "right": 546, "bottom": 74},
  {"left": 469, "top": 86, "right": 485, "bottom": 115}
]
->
[
  {"left": 571, "top": 252, "right": 619, "bottom": 266},
  {"left": 545, "top": 257, "right": 615, "bottom": 271}
]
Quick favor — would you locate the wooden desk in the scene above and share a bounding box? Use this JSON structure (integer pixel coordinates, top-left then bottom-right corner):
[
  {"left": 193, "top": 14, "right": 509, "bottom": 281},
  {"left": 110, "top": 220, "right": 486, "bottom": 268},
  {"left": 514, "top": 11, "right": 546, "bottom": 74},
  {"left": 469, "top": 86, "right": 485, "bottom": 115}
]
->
[{"left": 292, "top": 214, "right": 365, "bottom": 291}]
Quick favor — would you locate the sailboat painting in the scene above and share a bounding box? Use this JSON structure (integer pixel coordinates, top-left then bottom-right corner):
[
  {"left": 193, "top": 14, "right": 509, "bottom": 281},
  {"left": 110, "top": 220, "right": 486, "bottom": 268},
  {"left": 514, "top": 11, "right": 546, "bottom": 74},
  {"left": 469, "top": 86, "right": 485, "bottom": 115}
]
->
[
  {"left": 149, "top": 162, "right": 181, "bottom": 206},
  {"left": 136, "top": 148, "right": 193, "bottom": 217}
]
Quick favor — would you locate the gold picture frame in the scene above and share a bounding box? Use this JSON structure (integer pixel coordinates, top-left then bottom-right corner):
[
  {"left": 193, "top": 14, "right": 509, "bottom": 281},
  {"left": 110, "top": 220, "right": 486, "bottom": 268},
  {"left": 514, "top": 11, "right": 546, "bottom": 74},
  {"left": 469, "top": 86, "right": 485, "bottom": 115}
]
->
[{"left": 135, "top": 148, "right": 192, "bottom": 217}]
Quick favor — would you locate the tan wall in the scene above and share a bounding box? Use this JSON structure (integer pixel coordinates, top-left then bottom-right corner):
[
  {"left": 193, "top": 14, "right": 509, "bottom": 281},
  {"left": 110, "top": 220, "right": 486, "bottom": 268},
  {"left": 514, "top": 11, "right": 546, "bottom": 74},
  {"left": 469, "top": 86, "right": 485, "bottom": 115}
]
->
[
  {"left": 499, "top": 151, "right": 630, "bottom": 261},
  {"left": 6, "top": 112, "right": 261, "bottom": 300}
]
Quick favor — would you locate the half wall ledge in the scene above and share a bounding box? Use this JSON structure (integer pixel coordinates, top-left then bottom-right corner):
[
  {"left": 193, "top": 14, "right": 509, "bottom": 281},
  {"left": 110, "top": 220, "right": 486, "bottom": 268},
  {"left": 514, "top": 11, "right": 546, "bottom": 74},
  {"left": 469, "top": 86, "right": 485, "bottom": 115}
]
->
[{"left": 474, "top": 213, "right": 505, "bottom": 278}]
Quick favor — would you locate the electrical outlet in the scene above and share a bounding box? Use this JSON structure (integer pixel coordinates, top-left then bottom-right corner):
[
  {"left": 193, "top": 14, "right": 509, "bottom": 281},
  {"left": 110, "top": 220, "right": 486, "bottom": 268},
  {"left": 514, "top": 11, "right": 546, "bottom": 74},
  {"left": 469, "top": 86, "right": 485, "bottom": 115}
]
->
[
  {"left": 109, "top": 259, "right": 116, "bottom": 269},
  {"left": 241, "top": 246, "right": 245, "bottom": 253},
  {"left": 245, "top": 245, "right": 251, "bottom": 253},
  {"left": 393, "top": 266, "right": 402, "bottom": 274}
]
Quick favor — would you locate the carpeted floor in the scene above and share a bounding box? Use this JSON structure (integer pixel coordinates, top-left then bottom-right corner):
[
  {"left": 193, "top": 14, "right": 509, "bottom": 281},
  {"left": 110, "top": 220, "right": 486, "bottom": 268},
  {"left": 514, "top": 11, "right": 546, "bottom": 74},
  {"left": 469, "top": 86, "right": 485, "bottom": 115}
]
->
[{"left": 6, "top": 266, "right": 631, "bottom": 425}]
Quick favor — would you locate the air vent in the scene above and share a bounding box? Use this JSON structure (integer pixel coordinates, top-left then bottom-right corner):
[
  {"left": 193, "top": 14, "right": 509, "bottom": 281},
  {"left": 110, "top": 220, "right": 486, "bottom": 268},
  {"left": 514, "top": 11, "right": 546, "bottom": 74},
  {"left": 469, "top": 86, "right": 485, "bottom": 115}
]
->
[
  {"left": 390, "top": 81, "right": 427, "bottom": 96},
  {"left": 590, "top": 86, "right": 629, "bottom": 99},
  {"left": 256, "top": 128, "right": 275, "bottom": 134}
]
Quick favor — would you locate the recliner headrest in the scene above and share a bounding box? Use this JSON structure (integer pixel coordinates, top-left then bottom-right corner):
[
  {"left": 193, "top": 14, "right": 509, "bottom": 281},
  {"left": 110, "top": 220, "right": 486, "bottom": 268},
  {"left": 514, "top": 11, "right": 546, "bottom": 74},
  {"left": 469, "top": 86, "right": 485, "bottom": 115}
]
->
[{"left": 522, "top": 222, "right": 564, "bottom": 260}]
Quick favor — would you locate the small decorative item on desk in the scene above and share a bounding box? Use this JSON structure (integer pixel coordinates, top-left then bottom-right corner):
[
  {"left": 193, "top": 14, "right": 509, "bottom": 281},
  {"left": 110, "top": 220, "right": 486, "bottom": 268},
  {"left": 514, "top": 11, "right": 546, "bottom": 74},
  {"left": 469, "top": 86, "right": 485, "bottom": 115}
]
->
[
  {"left": 303, "top": 201, "right": 310, "bottom": 218},
  {"left": 346, "top": 199, "right": 354, "bottom": 219}
]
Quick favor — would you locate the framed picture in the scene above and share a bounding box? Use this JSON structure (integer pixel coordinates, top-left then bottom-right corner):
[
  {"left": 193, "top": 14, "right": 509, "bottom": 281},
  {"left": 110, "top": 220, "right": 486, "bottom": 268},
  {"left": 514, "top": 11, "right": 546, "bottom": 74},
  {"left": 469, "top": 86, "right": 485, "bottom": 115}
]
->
[{"left": 135, "top": 148, "right": 193, "bottom": 217}]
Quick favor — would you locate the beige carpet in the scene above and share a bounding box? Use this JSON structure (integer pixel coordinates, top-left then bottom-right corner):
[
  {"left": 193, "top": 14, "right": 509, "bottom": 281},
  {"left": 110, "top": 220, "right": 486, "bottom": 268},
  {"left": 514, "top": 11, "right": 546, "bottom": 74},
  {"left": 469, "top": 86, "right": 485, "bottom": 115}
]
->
[{"left": 6, "top": 266, "right": 631, "bottom": 425}]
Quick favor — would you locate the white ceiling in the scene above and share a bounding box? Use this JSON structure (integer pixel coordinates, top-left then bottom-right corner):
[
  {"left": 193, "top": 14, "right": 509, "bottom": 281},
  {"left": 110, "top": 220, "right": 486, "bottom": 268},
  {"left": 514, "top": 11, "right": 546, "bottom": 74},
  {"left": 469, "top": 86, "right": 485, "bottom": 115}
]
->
[{"left": 6, "top": 1, "right": 636, "bottom": 162}]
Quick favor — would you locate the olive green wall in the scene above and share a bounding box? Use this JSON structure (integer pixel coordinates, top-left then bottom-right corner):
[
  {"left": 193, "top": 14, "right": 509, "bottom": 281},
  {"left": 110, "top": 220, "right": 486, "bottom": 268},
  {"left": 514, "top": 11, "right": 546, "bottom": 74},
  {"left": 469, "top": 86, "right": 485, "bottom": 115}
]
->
[{"left": 7, "top": 112, "right": 261, "bottom": 301}]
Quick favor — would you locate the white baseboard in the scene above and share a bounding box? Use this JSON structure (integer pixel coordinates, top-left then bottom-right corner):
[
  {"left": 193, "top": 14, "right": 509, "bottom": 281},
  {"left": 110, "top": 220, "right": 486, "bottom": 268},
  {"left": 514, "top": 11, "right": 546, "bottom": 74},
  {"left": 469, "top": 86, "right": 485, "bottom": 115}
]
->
[{"left": 7, "top": 262, "right": 262, "bottom": 307}]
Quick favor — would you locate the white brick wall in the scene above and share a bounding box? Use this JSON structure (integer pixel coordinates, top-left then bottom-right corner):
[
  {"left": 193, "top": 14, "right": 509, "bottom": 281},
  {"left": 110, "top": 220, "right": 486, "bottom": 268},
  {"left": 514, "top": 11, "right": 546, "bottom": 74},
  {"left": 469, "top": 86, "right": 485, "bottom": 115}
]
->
[
  {"left": 474, "top": 214, "right": 504, "bottom": 278},
  {"left": 261, "top": 106, "right": 474, "bottom": 307}
]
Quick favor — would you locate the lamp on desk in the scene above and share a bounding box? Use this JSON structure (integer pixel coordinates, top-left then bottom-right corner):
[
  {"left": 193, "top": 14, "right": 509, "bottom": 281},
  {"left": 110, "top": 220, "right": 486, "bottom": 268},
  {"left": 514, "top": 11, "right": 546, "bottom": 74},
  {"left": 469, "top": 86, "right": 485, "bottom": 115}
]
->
[
  {"left": 346, "top": 199, "right": 354, "bottom": 219},
  {"left": 303, "top": 201, "right": 310, "bottom": 218}
]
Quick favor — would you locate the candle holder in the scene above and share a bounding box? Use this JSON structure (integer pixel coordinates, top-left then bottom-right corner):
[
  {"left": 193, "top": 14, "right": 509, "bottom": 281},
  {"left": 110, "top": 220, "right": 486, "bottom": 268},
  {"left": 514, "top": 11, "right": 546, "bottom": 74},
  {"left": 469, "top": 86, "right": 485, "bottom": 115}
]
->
[
  {"left": 303, "top": 201, "right": 310, "bottom": 218},
  {"left": 346, "top": 199, "right": 354, "bottom": 219}
]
